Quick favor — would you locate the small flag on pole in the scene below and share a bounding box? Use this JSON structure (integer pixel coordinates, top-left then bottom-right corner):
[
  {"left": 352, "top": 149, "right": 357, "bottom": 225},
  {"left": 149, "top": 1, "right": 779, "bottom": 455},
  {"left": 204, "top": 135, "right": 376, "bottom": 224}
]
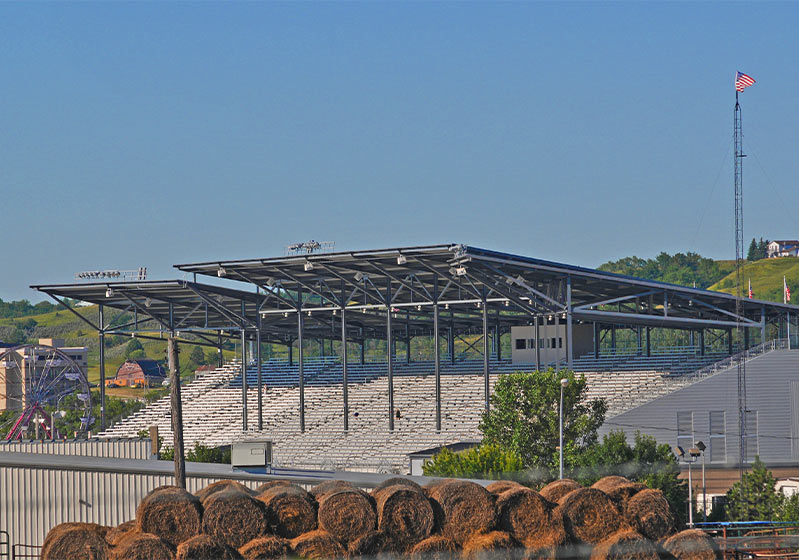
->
[
  {"left": 736, "top": 71, "right": 756, "bottom": 92},
  {"left": 748, "top": 279, "right": 753, "bottom": 299},
  {"left": 785, "top": 276, "right": 791, "bottom": 304}
]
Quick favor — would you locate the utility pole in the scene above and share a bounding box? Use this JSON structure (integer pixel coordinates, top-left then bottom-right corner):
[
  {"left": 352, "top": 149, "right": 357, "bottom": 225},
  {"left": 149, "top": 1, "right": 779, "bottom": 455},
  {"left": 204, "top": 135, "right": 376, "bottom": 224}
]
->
[{"left": 167, "top": 333, "right": 186, "bottom": 489}]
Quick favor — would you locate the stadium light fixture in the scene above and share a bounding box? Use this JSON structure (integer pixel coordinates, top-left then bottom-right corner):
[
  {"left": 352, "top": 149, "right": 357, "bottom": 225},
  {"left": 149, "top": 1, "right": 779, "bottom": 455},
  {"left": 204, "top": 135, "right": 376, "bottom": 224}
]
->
[
  {"left": 266, "top": 277, "right": 277, "bottom": 287},
  {"left": 144, "top": 297, "right": 152, "bottom": 308},
  {"left": 304, "top": 261, "right": 314, "bottom": 272},
  {"left": 397, "top": 254, "right": 407, "bottom": 265},
  {"left": 354, "top": 271, "right": 365, "bottom": 282},
  {"left": 105, "top": 288, "right": 114, "bottom": 298},
  {"left": 695, "top": 441, "right": 707, "bottom": 522},
  {"left": 674, "top": 446, "right": 685, "bottom": 457},
  {"left": 217, "top": 266, "right": 227, "bottom": 278}
]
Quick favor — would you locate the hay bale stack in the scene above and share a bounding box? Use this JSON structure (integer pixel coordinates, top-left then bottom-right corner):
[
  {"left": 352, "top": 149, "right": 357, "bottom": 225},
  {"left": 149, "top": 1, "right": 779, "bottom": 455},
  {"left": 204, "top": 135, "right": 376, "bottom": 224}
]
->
[
  {"left": 592, "top": 476, "right": 644, "bottom": 508},
  {"left": 487, "top": 480, "right": 524, "bottom": 495},
  {"left": 257, "top": 484, "right": 317, "bottom": 539},
  {"left": 202, "top": 489, "right": 270, "bottom": 549},
  {"left": 348, "top": 530, "right": 392, "bottom": 557},
  {"left": 559, "top": 488, "right": 623, "bottom": 544},
  {"left": 41, "top": 523, "right": 110, "bottom": 560},
  {"left": 372, "top": 476, "right": 424, "bottom": 495},
  {"left": 410, "top": 535, "right": 458, "bottom": 560},
  {"left": 625, "top": 489, "right": 675, "bottom": 541},
  {"left": 238, "top": 535, "right": 291, "bottom": 560},
  {"left": 496, "top": 487, "right": 566, "bottom": 549},
  {"left": 290, "top": 529, "right": 346, "bottom": 559},
  {"left": 317, "top": 488, "right": 377, "bottom": 545},
  {"left": 425, "top": 479, "right": 496, "bottom": 545},
  {"left": 539, "top": 479, "right": 581, "bottom": 504},
  {"left": 462, "top": 531, "right": 518, "bottom": 560},
  {"left": 106, "top": 520, "right": 137, "bottom": 546},
  {"left": 176, "top": 534, "right": 242, "bottom": 560},
  {"left": 136, "top": 486, "right": 203, "bottom": 548},
  {"left": 589, "top": 530, "right": 659, "bottom": 560},
  {"left": 111, "top": 532, "right": 175, "bottom": 560},
  {"left": 256, "top": 480, "right": 293, "bottom": 494},
  {"left": 310, "top": 479, "right": 354, "bottom": 500},
  {"left": 661, "top": 529, "right": 721, "bottom": 560},
  {"left": 373, "top": 484, "right": 434, "bottom": 550},
  {"left": 196, "top": 480, "right": 254, "bottom": 502}
]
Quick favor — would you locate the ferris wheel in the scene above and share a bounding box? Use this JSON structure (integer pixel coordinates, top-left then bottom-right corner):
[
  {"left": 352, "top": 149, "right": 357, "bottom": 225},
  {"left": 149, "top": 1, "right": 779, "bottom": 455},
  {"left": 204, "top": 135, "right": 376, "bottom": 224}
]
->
[{"left": 0, "top": 344, "right": 92, "bottom": 440}]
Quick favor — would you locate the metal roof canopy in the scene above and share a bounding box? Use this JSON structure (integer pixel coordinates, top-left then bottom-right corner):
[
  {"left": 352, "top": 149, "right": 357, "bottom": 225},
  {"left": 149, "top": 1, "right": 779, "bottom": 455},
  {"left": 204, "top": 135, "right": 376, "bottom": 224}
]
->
[{"left": 175, "top": 244, "right": 795, "bottom": 334}]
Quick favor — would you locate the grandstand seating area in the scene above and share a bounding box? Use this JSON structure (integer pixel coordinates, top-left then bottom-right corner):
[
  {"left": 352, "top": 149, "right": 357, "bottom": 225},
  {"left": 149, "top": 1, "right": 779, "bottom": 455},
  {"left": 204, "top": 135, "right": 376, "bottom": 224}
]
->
[{"left": 99, "top": 345, "right": 741, "bottom": 473}]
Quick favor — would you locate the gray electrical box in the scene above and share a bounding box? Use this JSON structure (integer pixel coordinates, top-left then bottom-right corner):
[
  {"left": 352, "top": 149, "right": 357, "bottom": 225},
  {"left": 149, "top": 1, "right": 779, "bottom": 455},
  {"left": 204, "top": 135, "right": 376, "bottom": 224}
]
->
[{"left": 231, "top": 440, "right": 272, "bottom": 468}]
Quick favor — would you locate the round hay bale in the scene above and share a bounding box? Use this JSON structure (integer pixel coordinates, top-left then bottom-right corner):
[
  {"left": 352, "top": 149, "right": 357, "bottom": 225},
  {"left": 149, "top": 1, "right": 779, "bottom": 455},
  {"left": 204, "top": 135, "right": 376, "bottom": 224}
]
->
[
  {"left": 625, "top": 489, "right": 675, "bottom": 541},
  {"left": 661, "top": 529, "right": 721, "bottom": 560},
  {"left": 176, "top": 534, "right": 242, "bottom": 560},
  {"left": 238, "top": 535, "right": 291, "bottom": 560},
  {"left": 106, "top": 520, "right": 137, "bottom": 546},
  {"left": 462, "top": 531, "right": 518, "bottom": 560},
  {"left": 111, "top": 531, "right": 175, "bottom": 560},
  {"left": 372, "top": 477, "right": 424, "bottom": 496},
  {"left": 290, "top": 530, "right": 346, "bottom": 560},
  {"left": 410, "top": 535, "right": 458, "bottom": 560},
  {"left": 136, "top": 486, "right": 203, "bottom": 548},
  {"left": 425, "top": 479, "right": 496, "bottom": 545},
  {"left": 317, "top": 488, "right": 377, "bottom": 545},
  {"left": 256, "top": 480, "right": 293, "bottom": 494},
  {"left": 348, "top": 530, "right": 393, "bottom": 557},
  {"left": 589, "top": 530, "right": 659, "bottom": 560},
  {"left": 559, "top": 487, "right": 623, "bottom": 544},
  {"left": 496, "top": 487, "right": 566, "bottom": 548},
  {"left": 196, "top": 480, "right": 254, "bottom": 503},
  {"left": 592, "top": 476, "right": 644, "bottom": 508},
  {"left": 373, "top": 484, "right": 434, "bottom": 549},
  {"left": 310, "top": 479, "right": 355, "bottom": 500},
  {"left": 539, "top": 479, "right": 581, "bottom": 504},
  {"left": 257, "top": 484, "right": 317, "bottom": 538},
  {"left": 591, "top": 476, "right": 632, "bottom": 493},
  {"left": 42, "top": 523, "right": 110, "bottom": 560},
  {"left": 487, "top": 480, "right": 524, "bottom": 495},
  {"left": 202, "top": 489, "right": 270, "bottom": 549}
]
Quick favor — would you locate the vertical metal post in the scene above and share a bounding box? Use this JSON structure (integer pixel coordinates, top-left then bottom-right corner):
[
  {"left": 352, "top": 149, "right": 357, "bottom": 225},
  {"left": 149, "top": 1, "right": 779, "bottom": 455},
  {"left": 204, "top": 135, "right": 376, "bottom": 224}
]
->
[
  {"left": 559, "top": 379, "right": 566, "bottom": 479},
  {"left": 789, "top": 312, "right": 792, "bottom": 350},
  {"left": 728, "top": 328, "right": 733, "bottom": 354},
  {"left": 448, "top": 321, "right": 455, "bottom": 364},
  {"left": 360, "top": 330, "right": 365, "bottom": 364},
  {"left": 566, "top": 276, "right": 573, "bottom": 369},
  {"left": 298, "top": 290, "right": 305, "bottom": 433},
  {"left": 406, "top": 312, "right": 411, "bottom": 364},
  {"left": 341, "top": 304, "right": 349, "bottom": 431},
  {"left": 646, "top": 327, "right": 651, "bottom": 357},
  {"left": 217, "top": 332, "right": 223, "bottom": 368},
  {"left": 288, "top": 340, "right": 293, "bottom": 366},
  {"left": 554, "top": 313, "right": 560, "bottom": 373},
  {"left": 256, "top": 322, "right": 263, "bottom": 431},
  {"left": 700, "top": 330, "right": 705, "bottom": 356},
  {"left": 387, "top": 279, "right": 394, "bottom": 431},
  {"left": 433, "top": 276, "right": 441, "bottom": 432},
  {"left": 496, "top": 310, "right": 502, "bottom": 362},
  {"left": 702, "top": 451, "right": 707, "bottom": 523},
  {"left": 611, "top": 325, "right": 616, "bottom": 350},
  {"left": 688, "top": 461, "right": 694, "bottom": 528},
  {"left": 761, "top": 306, "right": 767, "bottom": 345},
  {"left": 593, "top": 322, "right": 599, "bottom": 359},
  {"left": 241, "top": 327, "right": 247, "bottom": 432},
  {"left": 98, "top": 304, "right": 106, "bottom": 431},
  {"left": 482, "top": 291, "right": 490, "bottom": 413},
  {"left": 167, "top": 334, "right": 186, "bottom": 489},
  {"left": 535, "top": 315, "right": 541, "bottom": 370},
  {"left": 637, "top": 327, "right": 642, "bottom": 355}
]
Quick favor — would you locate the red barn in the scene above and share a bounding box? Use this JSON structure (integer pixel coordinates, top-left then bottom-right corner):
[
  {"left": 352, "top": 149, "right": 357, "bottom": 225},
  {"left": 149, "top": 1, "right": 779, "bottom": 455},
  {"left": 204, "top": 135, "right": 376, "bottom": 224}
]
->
[{"left": 108, "top": 359, "right": 166, "bottom": 387}]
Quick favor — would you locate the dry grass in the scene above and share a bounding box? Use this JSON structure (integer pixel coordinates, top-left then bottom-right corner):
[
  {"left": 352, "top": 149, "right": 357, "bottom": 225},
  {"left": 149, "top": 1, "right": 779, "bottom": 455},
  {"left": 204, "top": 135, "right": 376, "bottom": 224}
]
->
[
  {"left": 625, "top": 489, "right": 675, "bottom": 541},
  {"left": 290, "top": 530, "right": 346, "bottom": 559},
  {"left": 661, "top": 529, "right": 721, "bottom": 560},
  {"left": 136, "top": 486, "right": 203, "bottom": 548},
  {"left": 41, "top": 523, "right": 110, "bottom": 560},
  {"left": 257, "top": 484, "right": 317, "bottom": 539},
  {"left": 424, "top": 479, "right": 497, "bottom": 545},
  {"left": 496, "top": 487, "right": 566, "bottom": 549},
  {"left": 201, "top": 489, "right": 270, "bottom": 549},
  {"left": 374, "top": 484, "right": 434, "bottom": 550},
  {"left": 317, "top": 488, "right": 377, "bottom": 545},
  {"left": 558, "top": 488, "right": 623, "bottom": 544},
  {"left": 539, "top": 479, "right": 581, "bottom": 504},
  {"left": 589, "top": 530, "right": 659, "bottom": 560},
  {"left": 461, "top": 531, "right": 520, "bottom": 560},
  {"left": 175, "top": 534, "right": 242, "bottom": 560},
  {"left": 238, "top": 535, "right": 291, "bottom": 560},
  {"left": 111, "top": 531, "right": 174, "bottom": 560}
]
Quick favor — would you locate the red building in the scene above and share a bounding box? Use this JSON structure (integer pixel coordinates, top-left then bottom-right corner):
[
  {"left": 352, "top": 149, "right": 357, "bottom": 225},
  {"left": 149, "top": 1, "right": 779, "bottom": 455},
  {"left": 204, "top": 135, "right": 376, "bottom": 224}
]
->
[{"left": 108, "top": 359, "right": 166, "bottom": 387}]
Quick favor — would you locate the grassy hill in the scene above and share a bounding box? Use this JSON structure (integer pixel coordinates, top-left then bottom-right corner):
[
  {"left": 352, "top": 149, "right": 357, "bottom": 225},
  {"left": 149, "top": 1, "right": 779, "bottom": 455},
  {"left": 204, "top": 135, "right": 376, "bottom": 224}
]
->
[{"left": 710, "top": 257, "right": 799, "bottom": 303}]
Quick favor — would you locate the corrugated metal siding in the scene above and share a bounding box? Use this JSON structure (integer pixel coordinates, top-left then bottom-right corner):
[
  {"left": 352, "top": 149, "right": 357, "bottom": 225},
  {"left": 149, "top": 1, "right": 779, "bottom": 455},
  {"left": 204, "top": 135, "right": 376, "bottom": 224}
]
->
[
  {"left": 600, "top": 349, "right": 799, "bottom": 466},
  {"left": 791, "top": 381, "right": 799, "bottom": 460},
  {"left": 0, "top": 439, "right": 151, "bottom": 459},
  {"left": 0, "top": 464, "right": 261, "bottom": 549}
]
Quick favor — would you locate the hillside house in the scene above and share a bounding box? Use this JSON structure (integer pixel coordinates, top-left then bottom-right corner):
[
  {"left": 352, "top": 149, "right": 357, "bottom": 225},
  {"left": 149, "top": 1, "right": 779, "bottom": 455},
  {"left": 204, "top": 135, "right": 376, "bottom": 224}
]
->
[
  {"left": 108, "top": 359, "right": 166, "bottom": 387},
  {"left": 768, "top": 240, "right": 799, "bottom": 258}
]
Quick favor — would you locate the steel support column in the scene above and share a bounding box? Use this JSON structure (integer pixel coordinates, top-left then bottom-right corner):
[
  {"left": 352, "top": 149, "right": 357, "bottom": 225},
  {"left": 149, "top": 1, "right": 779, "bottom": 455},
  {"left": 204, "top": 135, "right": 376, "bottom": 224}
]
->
[
  {"left": 433, "top": 276, "right": 441, "bottom": 432},
  {"left": 387, "top": 280, "right": 395, "bottom": 432},
  {"left": 406, "top": 314, "right": 411, "bottom": 364},
  {"left": 298, "top": 291, "right": 305, "bottom": 433},
  {"left": 593, "top": 322, "right": 599, "bottom": 359},
  {"left": 535, "top": 315, "right": 541, "bottom": 370},
  {"left": 448, "top": 322, "right": 455, "bottom": 364},
  {"left": 218, "top": 332, "right": 223, "bottom": 368},
  {"left": 567, "top": 277, "right": 573, "bottom": 369},
  {"left": 341, "top": 305, "right": 349, "bottom": 431},
  {"left": 256, "top": 322, "right": 263, "bottom": 431},
  {"left": 241, "top": 328, "right": 248, "bottom": 432},
  {"left": 482, "top": 291, "right": 490, "bottom": 413},
  {"left": 728, "top": 329, "right": 733, "bottom": 355},
  {"left": 700, "top": 330, "right": 705, "bottom": 356},
  {"left": 554, "top": 313, "right": 560, "bottom": 373},
  {"left": 98, "top": 304, "right": 106, "bottom": 431},
  {"left": 646, "top": 327, "right": 651, "bottom": 357},
  {"left": 762, "top": 306, "right": 767, "bottom": 345},
  {"left": 288, "top": 340, "right": 293, "bottom": 366},
  {"left": 167, "top": 334, "right": 186, "bottom": 489}
]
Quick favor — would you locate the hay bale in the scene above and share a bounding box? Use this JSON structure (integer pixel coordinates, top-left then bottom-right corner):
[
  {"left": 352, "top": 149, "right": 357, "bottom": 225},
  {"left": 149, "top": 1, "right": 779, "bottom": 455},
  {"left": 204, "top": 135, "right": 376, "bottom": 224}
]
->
[
  {"left": 136, "top": 486, "right": 203, "bottom": 548},
  {"left": 111, "top": 531, "right": 175, "bottom": 560},
  {"left": 496, "top": 487, "right": 566, "bottom": 548},
  {"left": 425, "top": 479, "right": 496, "bottom": 545},
  {"left": 196, "top": 480, "right": 254, "bottom": 503},
  {"left": 591, "top": 476, "right": 632, "bottom": 493},
  {"left": 559, "top": 487, "right": 623, "bottom": 544},
  {"left": 410, "top": 535, "right": 458, "bottom": 560},
  {"left": 290, "top": 529, "right": 346, "bottom": 559},
  {"left": 202, "top": 489, "right": 270, "bottom": 549},
  {"left": 592, "top": 476, "right": 644, "bottom": 508},
  {"left": 589, "top": 530, "right": 659, "bottom": 560},
  {"left": 310, "top": 479, "right": 355, "bottom": 500},
  {"left": 238, "top": 535, "right": 291, "bottom": 560},
  {"left": 625, "top": 489, "right": 675, "bottom": 541},
  {"left": 461, "top": 531, "right": 519, "bottom": 560},
  {"left": 348, "top": 530, "right": 393, "bottom": 557},
  {"left": 176, "top": 534, "right": 242, "bottom": 560},
  {"left": 317, "top": 487, "right": 376, "bottom": 545},
  {"left": 487, "top": 480, "right": 524, "bottom": 495},
  {"left": 372, "top": 476, "right": 424, "bottom": 496},
  {"left": 256, "top": 480, "right": 293, "bottom": 494},
  {"left": 539, "top": 479, "right": 581, "bottom": 504},
  {"left": 661, "top": 529, "right": 721, "bottom": 560},
  {"left": 373, "top": 484, "right": 434, "bottom": 549},
  {"left": 257, "top": 484, "right": 317, "bottom": 538},
  {"left": 42, "top": 523, "right": 110, "bottom": 560},
  {"left": 106, "top": 520, "right": 137, "bottom": 546}
]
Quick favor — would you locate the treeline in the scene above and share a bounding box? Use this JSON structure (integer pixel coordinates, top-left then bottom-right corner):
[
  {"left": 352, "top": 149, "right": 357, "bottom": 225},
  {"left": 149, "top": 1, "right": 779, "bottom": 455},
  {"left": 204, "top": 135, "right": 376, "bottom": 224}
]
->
[
  {"left": 598, "top": 252, "right": 733, "bottom": 289},
  {"left": 0, "top": 297, "right": 62, "bottom": 319}
]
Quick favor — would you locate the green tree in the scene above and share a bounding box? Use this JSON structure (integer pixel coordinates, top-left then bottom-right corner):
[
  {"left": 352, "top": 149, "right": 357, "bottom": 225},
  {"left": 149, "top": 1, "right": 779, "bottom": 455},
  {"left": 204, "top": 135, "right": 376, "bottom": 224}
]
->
[
  {"left": 422, "top": 444, "right": 524, "bottom": 480},
  {"left": 479, "top": 369, "right": 606, "bottom": 474},
  {"left": 124, "top": 338, "right": 145, "bottom": 360},
  {"left": 726, "top": 456, "right": 783, "bottom": 521},
  {"left": 598, "top": 252, "right": 731, "bottom": 289},
  {"left": 747, "top": 238, "right": 759, "bottom": 261},
  {"left": 757, "top": 238, "right": 770, "bottom": 260},
  {"left": 188, "top": 345, "right": 206, "bottom": 366}
]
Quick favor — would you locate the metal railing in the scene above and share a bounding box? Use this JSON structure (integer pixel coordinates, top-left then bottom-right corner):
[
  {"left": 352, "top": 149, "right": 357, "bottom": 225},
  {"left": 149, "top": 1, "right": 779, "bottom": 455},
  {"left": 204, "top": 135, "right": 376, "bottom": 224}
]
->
[
  {"left": 0, "top": 531, "right": 9, "bottom": 560},
  {"left": 10, "top": 544, "right": 40, "bottom": 560},
  {"left": 686, "top": 338, "right": 788, "bottom": 383}
]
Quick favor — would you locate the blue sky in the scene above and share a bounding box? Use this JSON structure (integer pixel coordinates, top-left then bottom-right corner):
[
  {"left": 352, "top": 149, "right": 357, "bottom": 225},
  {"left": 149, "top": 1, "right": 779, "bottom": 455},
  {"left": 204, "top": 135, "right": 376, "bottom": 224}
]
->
[{"left": 3, "top": 2, "right": 797, "bottom": 301}]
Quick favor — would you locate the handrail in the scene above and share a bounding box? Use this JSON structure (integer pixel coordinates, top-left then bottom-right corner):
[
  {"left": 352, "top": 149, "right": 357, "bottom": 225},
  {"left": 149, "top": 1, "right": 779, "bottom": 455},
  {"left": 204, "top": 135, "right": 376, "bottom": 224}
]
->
[{"left": 687, "top": 339, "right": 788, "bottom": 382}]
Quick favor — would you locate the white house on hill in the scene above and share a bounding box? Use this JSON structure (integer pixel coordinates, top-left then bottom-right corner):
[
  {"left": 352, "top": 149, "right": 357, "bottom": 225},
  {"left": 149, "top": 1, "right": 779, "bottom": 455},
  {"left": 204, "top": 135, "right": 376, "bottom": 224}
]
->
[{"left": 768, "top": 240, "right": 799, "bottom": 258}]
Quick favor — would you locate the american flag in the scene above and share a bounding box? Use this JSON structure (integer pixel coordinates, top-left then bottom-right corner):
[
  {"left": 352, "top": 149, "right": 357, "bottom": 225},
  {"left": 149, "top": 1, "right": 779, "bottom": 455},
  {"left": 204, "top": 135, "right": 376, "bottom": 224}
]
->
[
  {"left": 736, "top": 71, "right": 756, "bottom": 92},
  {"left": 748, "top": 279, "right": 753, "bottom": 299},
  {"left": 785, "top": 276, "right": 791, "bottom": 303}
]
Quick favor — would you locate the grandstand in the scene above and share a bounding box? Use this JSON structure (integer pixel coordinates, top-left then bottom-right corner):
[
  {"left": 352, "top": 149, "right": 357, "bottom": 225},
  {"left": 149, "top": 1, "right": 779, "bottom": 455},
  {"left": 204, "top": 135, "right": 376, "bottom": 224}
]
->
[{"left": 32, "top": 244, "right": 799, "bottom": 473}]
